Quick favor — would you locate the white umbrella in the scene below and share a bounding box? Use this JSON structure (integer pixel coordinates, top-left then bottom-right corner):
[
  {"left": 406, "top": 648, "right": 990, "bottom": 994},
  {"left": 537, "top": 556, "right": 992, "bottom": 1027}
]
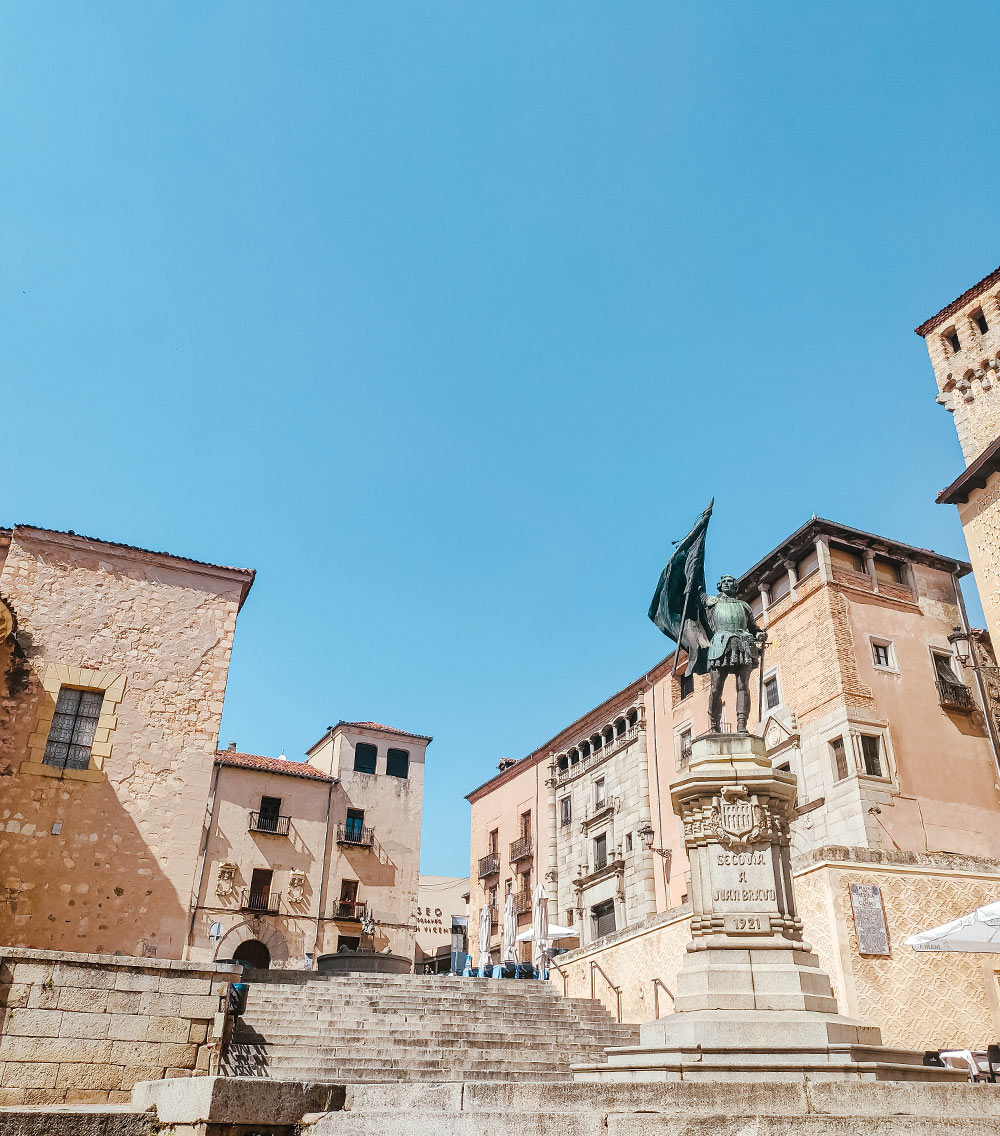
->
[
  {"left": 478, "top": 900, "right": 492, "bottom": 973},
  {"left": 905, "top": 901, "right": 1000, "bottom": 952},
  {"left": 516, "top": 922, "right": 578, "bottom": 942},
  {"left": 502, "top": 890, "right": 518, "bottom": 964},
  {"left": 531, "top": 883, "right": 549, "bottom": 972}
]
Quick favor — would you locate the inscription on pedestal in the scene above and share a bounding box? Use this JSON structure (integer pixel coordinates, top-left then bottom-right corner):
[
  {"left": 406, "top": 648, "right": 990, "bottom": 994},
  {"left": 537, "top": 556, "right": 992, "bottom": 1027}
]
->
[{"left": 710, "top": 847, "right": 778, "bottom": 911}]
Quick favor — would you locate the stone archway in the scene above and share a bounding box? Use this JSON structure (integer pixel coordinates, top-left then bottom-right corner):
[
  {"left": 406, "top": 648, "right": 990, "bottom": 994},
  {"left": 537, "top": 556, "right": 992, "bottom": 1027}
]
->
[
  {"left": 234, "top": 939, "right": 271, "bottom": 969},
  {"left": 214, "top": 919, "right": 290, "bottom": 966}
]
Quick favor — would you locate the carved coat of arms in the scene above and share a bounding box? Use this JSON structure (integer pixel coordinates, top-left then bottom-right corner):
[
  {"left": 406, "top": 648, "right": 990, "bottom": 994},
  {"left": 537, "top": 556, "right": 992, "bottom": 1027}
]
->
[{"left": 710, "top": 787, "right": 765, "bottom": 848}]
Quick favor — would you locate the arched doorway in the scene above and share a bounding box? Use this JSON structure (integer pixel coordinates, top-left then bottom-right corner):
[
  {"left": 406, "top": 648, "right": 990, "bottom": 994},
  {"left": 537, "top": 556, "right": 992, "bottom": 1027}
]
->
[{"left": 233, "top": 939, "right": 270, "bottom": 969}]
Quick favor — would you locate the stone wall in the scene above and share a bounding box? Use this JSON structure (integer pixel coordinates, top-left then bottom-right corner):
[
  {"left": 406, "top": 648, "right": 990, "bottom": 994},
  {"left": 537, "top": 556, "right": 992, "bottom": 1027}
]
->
[
  {"left": 551, "top": 848, "right": 1000, "bottom": 1051},
  {"left": 0, "top": 948, "right": 238, "bottom": 1105}
]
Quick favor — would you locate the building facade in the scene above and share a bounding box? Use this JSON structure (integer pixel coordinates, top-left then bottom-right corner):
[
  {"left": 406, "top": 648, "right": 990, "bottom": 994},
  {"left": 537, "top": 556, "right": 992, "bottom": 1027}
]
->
[
  {"left": 466, "top": 517, "right": 1000, "bottom": 1043},
  {"left": 916, "top": 265, "right": 1000, "bottom": 757},
  {"left": 413, "top": 875, "right": 470, "bottom": 973},
  {"left": 0, "top": 524, "right": 433, "bottom": 969},
  {"left": 0, "top": 525, "right": 253, "bottom": 959},
  {"left": 187, "top": 719, "right": 430, "bottom": 968}
]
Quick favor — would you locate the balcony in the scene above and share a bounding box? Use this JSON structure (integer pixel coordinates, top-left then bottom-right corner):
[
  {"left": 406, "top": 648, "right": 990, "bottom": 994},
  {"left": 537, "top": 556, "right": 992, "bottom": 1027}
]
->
[
  {"left": 249, "top": 811, "right": 291, "bottom": 836},
  {"left": 336, "top": 823, "right": 375, "bottom": 848},
  {"left": 334, "top": 900, "right": 368, "bottom": 922},
  {"left": 513, "top": 888, "right": 532, "bottom": 915},
  {"left": 937, "top": 678, "right": 975, "bottom": 712},
  {"left": 509, "top": 836, "right": 532, "bottom": 863},
  {"left": 240, "top": 888, "right": 281, "bottom": 916},
  {"left": 478, "top": 852, "right": 500, "bottom": 879}
]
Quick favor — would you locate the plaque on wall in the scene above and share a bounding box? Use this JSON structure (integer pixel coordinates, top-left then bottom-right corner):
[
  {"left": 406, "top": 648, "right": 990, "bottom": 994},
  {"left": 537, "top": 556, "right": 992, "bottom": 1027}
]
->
[{"left": 848, "top": 883, "right": 891, "bottom": 957}]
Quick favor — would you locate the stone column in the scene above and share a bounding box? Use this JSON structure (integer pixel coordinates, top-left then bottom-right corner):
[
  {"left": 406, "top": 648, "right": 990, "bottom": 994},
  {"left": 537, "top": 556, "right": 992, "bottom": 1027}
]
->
[
  {"left": 863, "top": 548, "right": 880, "bottom": 593},
  {"left": 632, "top": 696, "right": 658, "bottom": 919},
  {"left": 815, "top": 534, "right": 832, "bottom": 583}
]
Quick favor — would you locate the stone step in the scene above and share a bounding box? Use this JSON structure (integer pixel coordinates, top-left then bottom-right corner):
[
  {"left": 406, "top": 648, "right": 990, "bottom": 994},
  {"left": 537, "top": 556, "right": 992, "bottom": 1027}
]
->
[
  {"left": 246, "top": 995, "right": 611, "bottom": 1013},
  {"left": 232, "top": 1048, "right": 599, "bottom": 1068},
  {"left": 234, "top": 1066, "right": 574, "bottom": 1084},
  {"left": 233, "top": 1027, "right": 637, "bottom": 1045}
]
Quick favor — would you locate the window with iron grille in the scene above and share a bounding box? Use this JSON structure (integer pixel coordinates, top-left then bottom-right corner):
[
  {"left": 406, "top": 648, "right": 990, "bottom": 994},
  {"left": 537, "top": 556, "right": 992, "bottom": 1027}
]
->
[
  {"left": 559, "top": 797, "right": 572, "bottom": 827},
  {"left": 594, "top": 833, "right": 607, "bottom": 871},
  {"left": 43, "top": 687, "right": 104, "bottom": 771},
  {"left": 859, "top": 734, "right": 883, "bottom": 778},
  {"left": 386, "top": 748, "right": 409, "bottom": 778},
  {"left": 354, "top": 743, "right": 378, "bottom": 774},
  {"left": 593, "top": 898, "right": 616, "bottom": 937},
  {"left": 763, "top": 675, "right": 780, "bottom": 710}
]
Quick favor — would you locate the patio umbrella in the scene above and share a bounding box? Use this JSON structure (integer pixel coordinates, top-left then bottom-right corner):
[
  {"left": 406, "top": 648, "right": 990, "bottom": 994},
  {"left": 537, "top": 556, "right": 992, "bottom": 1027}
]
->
[
  {"left": 516, "top": 922, "right": 578, "bottom": 941},
  {"left": 905, "top": 901, "right": 1000, "bottom": 952},
  {"left": 502, "top": 890, "right": 518, "bottom": 964},
  {"left": 478, "top": 900, "right": 492, "bottom": 974},
  {"left": 531, "top": 883, "right": 549, "bottom": 972}
]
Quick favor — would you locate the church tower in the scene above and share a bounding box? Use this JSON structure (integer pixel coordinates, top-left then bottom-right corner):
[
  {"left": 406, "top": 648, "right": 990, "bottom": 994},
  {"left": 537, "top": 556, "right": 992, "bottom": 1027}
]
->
[{"left": 916, "top": 266, "right": 1000, "bottom": 650}]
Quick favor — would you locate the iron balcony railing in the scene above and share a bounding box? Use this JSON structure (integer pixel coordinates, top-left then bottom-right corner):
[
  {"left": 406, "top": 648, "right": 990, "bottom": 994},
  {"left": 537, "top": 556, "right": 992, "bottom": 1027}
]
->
[
  {"left": 478, "top": 852, "right": 500, "bottom": 879},
  {"left": 513, "top": 888, "right": 532, "bottom": 915},
  {"left": 334, "top": 900, "right": 368, "bottom": 922},
  {"left": 509, "top": 836, "right": 532, "bottom": 862},
  {"left": 240, "top": 888, "right": 280, "bottom": 915},
  {"left": 594, "top": 851, "right": 608, "bottom": 873},
  {"left": 248, "top": 811, "right": 291, "bottom": 835},
  {"left": 336, "top": 823, "right": 375, "bottom": 848},
  {"left": 937, "top": 678, "right": 975, "bottom": 712}
]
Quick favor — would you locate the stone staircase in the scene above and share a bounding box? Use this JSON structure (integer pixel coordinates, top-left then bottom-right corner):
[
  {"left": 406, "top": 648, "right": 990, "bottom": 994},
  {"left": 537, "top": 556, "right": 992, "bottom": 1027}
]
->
[{"left": 222, "top": 973, "right": 639, "bottom": 1083}]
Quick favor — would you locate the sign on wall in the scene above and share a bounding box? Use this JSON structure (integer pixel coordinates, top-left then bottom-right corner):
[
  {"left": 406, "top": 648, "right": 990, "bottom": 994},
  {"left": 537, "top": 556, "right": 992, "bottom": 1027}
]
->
[{"left": 848, "top": 883, "right": 891, "bottom": 957}]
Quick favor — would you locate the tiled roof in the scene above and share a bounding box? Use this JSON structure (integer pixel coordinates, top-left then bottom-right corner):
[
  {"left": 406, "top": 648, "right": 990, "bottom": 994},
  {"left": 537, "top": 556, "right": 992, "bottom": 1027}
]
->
[
  {"left": 3, "top": 525, "right": 255, "bottom": 607},
  {"left": 914, "top": 264, "right": 1000, "bottom": 336},
  {"left": 335, "top": 720, "right": 433, "bottom": 741},
  {"left": 215, "top": 750, "right": 332, "bottom": 781}
]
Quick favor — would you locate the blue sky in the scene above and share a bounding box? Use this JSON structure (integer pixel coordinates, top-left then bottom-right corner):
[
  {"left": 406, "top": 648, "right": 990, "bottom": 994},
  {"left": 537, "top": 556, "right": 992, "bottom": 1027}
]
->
[{"left": 3, "top": 3, "right": 996, "bottom": 876}]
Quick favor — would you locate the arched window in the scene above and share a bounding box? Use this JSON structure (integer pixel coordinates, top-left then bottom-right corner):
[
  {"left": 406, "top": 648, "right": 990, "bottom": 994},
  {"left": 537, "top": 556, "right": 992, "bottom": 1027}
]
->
[
  {"left": 627, "top": 709, "right": 638, "bottom": 728},
  {"left": 614, "top": 718, "right": 626, "bottom": 737},
  {"left": 591, "top": 734, "right": 602, "bottom": 751},
  {"left": 581, "top": 741, "right": 591, "bottom": 758},
  {"left": 557, "top": 755, "right": 569, "bottom": 772},
  {"left": 569, "top": 749, "right": 580, "bottom": 766},
  {"left": 603, "top": 726, "right": 614, "bottom": 745}
]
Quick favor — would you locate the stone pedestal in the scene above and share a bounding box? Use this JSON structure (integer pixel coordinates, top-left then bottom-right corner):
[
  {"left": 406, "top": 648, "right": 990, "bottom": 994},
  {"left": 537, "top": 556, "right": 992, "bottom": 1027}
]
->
[{"left": 574, "top": 733, "right": 965, "bottom": 1083}]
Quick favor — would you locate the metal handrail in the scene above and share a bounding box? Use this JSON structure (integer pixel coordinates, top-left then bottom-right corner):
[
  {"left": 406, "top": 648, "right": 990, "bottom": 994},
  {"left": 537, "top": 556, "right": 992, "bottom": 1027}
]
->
[
  {"left": 652, "top": 976, "right": 675, "bottom": 1018},
  {"left": 334, "top": 900, "right": 368, "bottom": 921},
  {"left": 589, "top": 960, "right": 622, "bottom": 1023},
  {"left": 547, "top": 954, "right": 569, "bottom": 995}
]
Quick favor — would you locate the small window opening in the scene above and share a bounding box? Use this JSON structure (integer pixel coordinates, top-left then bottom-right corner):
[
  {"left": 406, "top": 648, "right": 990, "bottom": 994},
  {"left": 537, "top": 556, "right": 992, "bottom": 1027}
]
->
[
  {"left": 679, "top": 673, "right": 694, "bottom": 700},
  {"left": 763, "top": 676, "right": 780, "bottom": 710},
  {"left": 946, "top": 331, "right": 961, "bottom": 354},
  {"left": 860, "top": 734, "right": 883, "bottom": 778},
  {"left": 830, "top": 736, "right": 849, "bottom": 781},
  {"left": 353, "top": 742, "right": 378, "bottom": 774},
  {"left": 386, "top": 748, "right": 409, "bottom": 778},
  {"left": 974, "top": 310, "right": 989, "bottom": 335}
]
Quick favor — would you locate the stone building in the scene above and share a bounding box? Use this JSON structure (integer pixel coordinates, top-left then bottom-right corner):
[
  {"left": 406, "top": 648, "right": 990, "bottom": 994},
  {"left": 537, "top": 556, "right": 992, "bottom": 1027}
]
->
[
  {"left": 413, "top": 875, "right": 470, "bottom": 973},
  {"left": 188, "top": 721, "right": 430, "bottom": 968},
  {"left": 466, "top": 517, "right": 1000, "bottom": 1046},
  {"left": 916, "top": 264, "right": 1000, "bottom": 756},
  {"left": 0, "top": 523, "right": 433, "bottom": 970},
  {"left": 0, "top": 525, "right": 254, "bottom": 959}
]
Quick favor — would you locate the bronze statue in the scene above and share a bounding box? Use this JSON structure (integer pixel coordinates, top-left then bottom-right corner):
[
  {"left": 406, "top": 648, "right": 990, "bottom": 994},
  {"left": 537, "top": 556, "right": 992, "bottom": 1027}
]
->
[{"left": 648, "top": 501, "right": 766, "bottom": 734}]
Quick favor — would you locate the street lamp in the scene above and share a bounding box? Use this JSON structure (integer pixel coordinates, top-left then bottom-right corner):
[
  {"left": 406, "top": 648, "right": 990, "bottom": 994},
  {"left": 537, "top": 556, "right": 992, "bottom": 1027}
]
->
[
  {"left": 948, "top": 626, "right": 971, "bottom": 667},
  {"left": 637, "top": 823, "right": 672, "bottom": 862}
]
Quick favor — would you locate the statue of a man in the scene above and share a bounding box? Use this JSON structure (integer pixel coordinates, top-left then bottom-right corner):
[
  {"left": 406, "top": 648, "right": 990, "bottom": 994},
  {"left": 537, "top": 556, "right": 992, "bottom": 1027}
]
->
[
  {"left": 703, "top": 574, "right": 766, "bottom": 734},
  {"left": 648, "top": 502, "right": 767, "bottom": 736}
]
